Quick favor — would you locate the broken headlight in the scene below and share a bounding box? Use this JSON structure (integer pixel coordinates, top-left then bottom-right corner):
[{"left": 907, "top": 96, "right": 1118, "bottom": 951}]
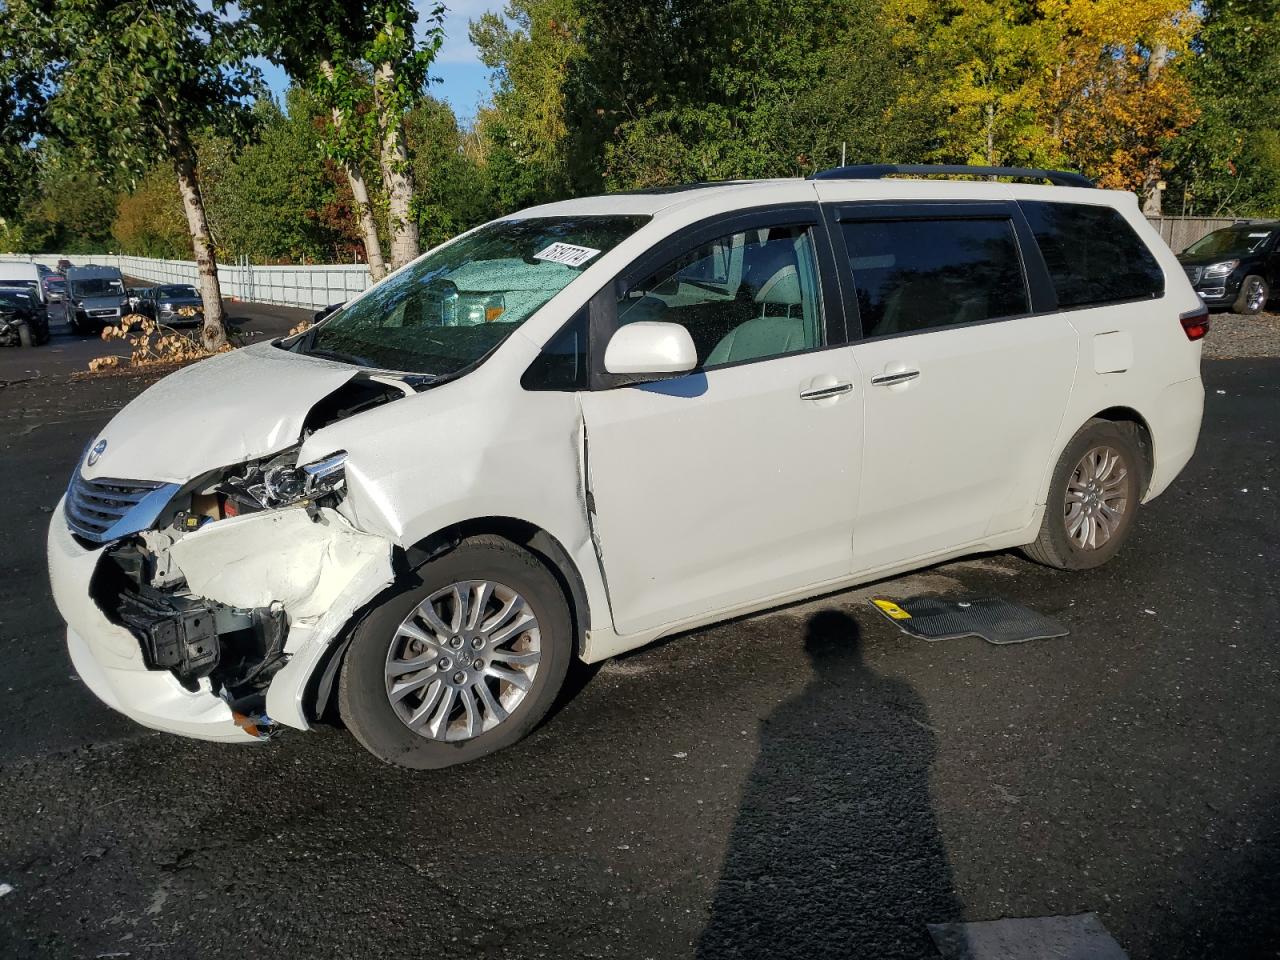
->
[{"left": 215, "top": 447, "right": 348, "bottom": 513}]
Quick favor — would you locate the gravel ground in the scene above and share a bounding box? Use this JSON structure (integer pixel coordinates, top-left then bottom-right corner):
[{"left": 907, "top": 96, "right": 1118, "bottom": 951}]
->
[{"left": 1202, "top": 310, "right": 1280, "bottom": 359}]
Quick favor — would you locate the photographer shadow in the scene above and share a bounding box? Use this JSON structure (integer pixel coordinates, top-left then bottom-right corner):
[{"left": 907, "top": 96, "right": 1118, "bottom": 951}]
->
[{"left": 697, "top": 609, "right": 960, "bottom": 959}]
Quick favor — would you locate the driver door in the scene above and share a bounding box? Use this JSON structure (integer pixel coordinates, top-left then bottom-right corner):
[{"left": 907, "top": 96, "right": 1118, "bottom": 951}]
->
[{"left": 578, "top": 208, "right": 863, "bottom": 636}]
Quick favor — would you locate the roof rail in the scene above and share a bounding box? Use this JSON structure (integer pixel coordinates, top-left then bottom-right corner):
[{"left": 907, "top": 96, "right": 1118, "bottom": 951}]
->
[{"left": 808, "top": 163, "right": 1094, "bottom": 189}]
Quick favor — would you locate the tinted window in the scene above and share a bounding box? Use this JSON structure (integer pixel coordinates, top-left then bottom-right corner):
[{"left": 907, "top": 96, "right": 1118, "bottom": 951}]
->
[
  {"left": 522, "top": 308, "right": 589, "bottom": 391},
  {"left": 841, "top": 218, "right": 1029, "bottom": 337},
  {"left": 1183, "top": 226, "right": 1275, "bottom": 259},
  {"left": 618, "top": 225, "right": 823, "bottom": 369},
  {"left": 1021, "top": 201, "right": 1164, "bottom": 307}
]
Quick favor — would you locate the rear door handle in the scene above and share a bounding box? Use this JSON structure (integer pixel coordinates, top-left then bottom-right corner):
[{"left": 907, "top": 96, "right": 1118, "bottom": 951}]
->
[
  {"left": 870, "top": 369, "right": 920, "bottom": 386},
  {"left": 800, "top": 381, "right": 854, "bottom": 401}
]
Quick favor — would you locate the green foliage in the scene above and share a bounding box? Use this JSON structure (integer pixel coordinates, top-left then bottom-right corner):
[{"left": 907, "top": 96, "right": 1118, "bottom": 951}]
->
[
  {"left": 112, "top": 166, "right": 189, "bottom": 258},
  {"left": 406, "top": 98, "right": 499, "bottom": 248},
  {"left": 1168, "top": 0, "right": 1280, "bottom": 215},
  {"left": 204, "top": 93, "right": 359, "bottom": 262},
  {"left": 5, "top": 0, "right": 262, "bottom": 180}
]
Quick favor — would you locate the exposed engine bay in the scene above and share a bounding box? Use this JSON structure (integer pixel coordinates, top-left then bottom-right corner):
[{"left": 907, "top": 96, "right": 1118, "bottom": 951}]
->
[{"left": 82, "top": 372, "right": 406, "bottom": 729}]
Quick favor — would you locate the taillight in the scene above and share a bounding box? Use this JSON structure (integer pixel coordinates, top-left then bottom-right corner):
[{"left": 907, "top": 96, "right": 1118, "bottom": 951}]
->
[{"left": 1179, "top": 304, "right": 1210, "bottom": 341}]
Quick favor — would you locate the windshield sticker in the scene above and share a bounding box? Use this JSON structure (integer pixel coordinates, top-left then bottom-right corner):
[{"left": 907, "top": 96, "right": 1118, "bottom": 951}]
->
[
  {"left": 1248, "top": 232, "right": 1270, "bottom": 238},
  {"left": 533, "top": 242, "right": 602, "bottom": 268}
]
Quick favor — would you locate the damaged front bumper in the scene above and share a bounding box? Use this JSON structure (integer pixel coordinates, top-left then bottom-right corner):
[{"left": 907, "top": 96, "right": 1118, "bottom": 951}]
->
[{"left": 48, "top": 497, "right": 394, "bottom": 743}]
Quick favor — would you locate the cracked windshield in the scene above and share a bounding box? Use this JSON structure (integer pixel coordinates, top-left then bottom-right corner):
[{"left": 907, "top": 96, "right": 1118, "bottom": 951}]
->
[{"left": 300, "top": 215, "right": 649, "bottom": 375}]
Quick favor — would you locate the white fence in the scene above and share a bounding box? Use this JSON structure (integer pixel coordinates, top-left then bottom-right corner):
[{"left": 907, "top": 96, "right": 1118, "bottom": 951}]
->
[
  {"left": 0, "top": 252, "right": 372, "bottom": 311},
  {"left": 0, "top": 215, "right": 1257, "bottom": 310}
]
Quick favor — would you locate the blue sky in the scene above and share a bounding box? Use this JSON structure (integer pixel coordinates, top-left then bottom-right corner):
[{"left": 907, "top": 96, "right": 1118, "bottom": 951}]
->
[{"left": 258, "top": 1, "right": 497, "bottom": 126}]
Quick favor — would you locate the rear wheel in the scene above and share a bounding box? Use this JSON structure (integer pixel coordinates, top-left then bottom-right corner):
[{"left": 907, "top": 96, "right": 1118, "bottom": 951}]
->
[
  {"left": 1023, "top": 419, "right": 1143, "bottom": 570},
  {"left": 1233, "top": 275, "right": 1269, "bottom": 315},
  {"left": 339, "top": 535, "right": 572, "bottom": 769}
]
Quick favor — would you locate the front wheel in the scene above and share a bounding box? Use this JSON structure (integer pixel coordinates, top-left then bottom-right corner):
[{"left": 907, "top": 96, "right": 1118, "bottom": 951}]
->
[
  {"left": 1023, "top": 419, "right": 1143, "bottom": 570},
  {"left": 338, "top": 535, "right": 573, "bottom": 769},
  {"left": 1233, "top": 275, "right": 1269, "bottom": 315}
]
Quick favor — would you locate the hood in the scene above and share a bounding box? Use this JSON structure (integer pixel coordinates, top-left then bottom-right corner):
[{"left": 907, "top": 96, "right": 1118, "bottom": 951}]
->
[
  {"left": 158, "top": 295, "right": 202, "bottom": 306},
  {"left": 81, "top": 343, "right": 362, "bottom": 484},
  {"left": 1177, "top": 251, "right": 1259, "bottom": 267}
]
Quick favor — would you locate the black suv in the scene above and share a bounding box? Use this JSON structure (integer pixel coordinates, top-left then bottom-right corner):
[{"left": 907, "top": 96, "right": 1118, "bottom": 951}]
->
[{"left": 1178, "top": 221, "right": 1278, "bottom": 315}]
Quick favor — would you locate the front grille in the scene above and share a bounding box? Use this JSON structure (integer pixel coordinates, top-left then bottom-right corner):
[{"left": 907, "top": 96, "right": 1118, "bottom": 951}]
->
[
  {"left": 1184, "top": 265, "right": 1204, "bottom": 285},
  {"left": 65, "top": 473, "right": 166, "bottom": 542}
]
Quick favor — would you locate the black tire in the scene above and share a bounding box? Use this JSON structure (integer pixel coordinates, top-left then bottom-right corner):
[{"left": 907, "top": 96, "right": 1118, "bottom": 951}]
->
[
  {"left": 17, "top": 322, "right": 32, "bottom": 348},
  {"left": 338, "top": 535, "right": 573, "bottom": 769},
  {"left": 1233, "top": 275, "right": 1269, "bottom": 315},
  {"left": 1022, "top": 419, "right": 1143, "bottom": 570}
]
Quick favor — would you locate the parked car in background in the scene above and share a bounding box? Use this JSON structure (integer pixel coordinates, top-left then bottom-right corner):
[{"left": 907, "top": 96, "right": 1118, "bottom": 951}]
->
[
  {"left": 314, "top": 301, "right": 345, "bottom": 324},
  {"left": 67, "top": 265, "right": 128, "bottom": 334},
  {"left": 0, "top": 262, "right": 50, "bottom": 311},
  {"left": 44, "top": 274, "right": 68, "bottom": 302},
  {"left": 1178, "top": 221, "right": 1278, "bottom": 314},
  {"left": 49, "top": 165, "right": 1206, "bottom": 769},
  {"left": 0, "top": 287, "right": 51, "bottom": 346},
  {"left": 56, "top": 258, "right": 73, "bottom": 274},
  {"left": 135, "top": 284, "right": 204, "bottom": 325}
]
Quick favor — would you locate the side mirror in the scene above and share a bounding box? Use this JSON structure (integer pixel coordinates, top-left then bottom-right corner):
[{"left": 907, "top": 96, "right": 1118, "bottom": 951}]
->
[{"left": 603, "top": 321, "right": 698, "bottom": 376}]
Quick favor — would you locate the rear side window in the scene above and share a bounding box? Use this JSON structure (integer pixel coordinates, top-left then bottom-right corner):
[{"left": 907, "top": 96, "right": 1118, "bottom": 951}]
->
[
  {"left": 841, "top": 218, "right": 1029, "bottom": 338},
  {"left": 1020, "top": 201, "right": 1164, "bottom": 308}
]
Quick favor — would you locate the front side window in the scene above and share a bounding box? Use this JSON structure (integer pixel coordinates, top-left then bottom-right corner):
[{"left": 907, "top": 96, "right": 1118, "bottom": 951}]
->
[
  {"left": 302, "top": 215, "right": 648, "bottom": 375},
  {"left": 841, "top": 218, "right": 1029, "bottom": 337},
  {"left": 1021, "top": 201, "right": 1164, "bottom": 308},
  {"left": 617, "top": 225, "right": 823, "bottom": 369},
  {"left": 1183, "top": 226, "right": 1275, "bottom": 259}
]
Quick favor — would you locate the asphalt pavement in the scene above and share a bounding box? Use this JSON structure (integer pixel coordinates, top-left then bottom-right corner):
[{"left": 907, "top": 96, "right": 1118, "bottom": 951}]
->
[{"left": 1, "top": 320, "right": 1278, "bottom": 958}]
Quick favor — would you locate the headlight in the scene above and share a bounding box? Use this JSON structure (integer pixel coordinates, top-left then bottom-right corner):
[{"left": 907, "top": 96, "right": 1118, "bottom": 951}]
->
[
  {"left": 1204, "top": 260, "right": 1239, "bottom": 278},
  {"left": 214, "top": 447, "right": 348, "bottom": 513}
]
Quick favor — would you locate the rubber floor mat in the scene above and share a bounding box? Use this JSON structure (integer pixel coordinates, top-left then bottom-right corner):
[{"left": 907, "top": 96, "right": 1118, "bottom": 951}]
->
[
  {"left": 870, "top": 595, "right": 1068, "bottom": 645},
  {"left": 927, "top": 912, "right": 1128, "bottom": 959}
]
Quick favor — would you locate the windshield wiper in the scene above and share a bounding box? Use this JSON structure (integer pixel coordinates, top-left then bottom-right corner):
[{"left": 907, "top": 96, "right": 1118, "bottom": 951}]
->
[{"left": 302, "top": 346, "right": 377, "bottom": 367}]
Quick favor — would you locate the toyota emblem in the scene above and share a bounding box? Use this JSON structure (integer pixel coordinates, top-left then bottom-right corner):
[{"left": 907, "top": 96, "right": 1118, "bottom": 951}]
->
[{"left": 87, "top": 438, "right": 107, "bottom": 467}]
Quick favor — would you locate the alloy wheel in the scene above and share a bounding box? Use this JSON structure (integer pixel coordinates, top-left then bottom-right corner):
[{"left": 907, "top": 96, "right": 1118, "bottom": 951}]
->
[
  {"left": 1246, "top": 278, "right": 1267, "bottom": 312},
  {"left": 384, "top": 580, "right": 541, "bottom": 741},
  {"left": 1064, "top": 445, "right": 1129, "bottom": 550}
]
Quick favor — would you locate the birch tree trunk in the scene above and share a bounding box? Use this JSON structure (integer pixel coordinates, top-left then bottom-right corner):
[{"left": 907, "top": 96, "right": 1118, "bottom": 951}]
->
[
  {"left": 319, "top": 59, "right": 387, "bottom": 282},
  {"left": 1141, "top": 42, "right": 1170, "bottom": 217},
  {"left": 170, "top": 133, "right": 227, "bottom": 351},
  {"left": 376, "top": 60, "right": 420, "bottom": 271}
]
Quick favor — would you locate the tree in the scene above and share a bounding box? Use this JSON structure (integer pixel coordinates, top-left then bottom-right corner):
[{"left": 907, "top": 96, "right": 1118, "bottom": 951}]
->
[
  {"left": 1167, "top": 0, "right": 1280, "bottom": 215},
  {"left": 471, "top": 0, "right": 583, "bottom": 204},
  {"left": 367, "top": 0, "right": 444, "bottom": 269},
  {"left": 203, "top": 93, "right": 359, "bottom": 263},
  {"left": 5, "top": 0, "right": 261, "bottom": 349},
  {"left": 236, "top": 0, "right": 390, "bottom": 278},
  {"left": 406, "top": 96, "right": 498, "bottom": 246},
  {"left": 113, "top": 165, "right": 190, "bottom": 258}
]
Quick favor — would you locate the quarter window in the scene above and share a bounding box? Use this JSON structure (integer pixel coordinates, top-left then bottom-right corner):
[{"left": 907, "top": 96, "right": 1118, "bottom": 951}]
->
[
  {"left": 841, "top": 218, "right": 1029, "bottom": 338},
  {"left": 1020, "top": 201, "right": 1164, "bottom": 308},
  {"left": 617, "top": 226, "right": 823, "bottom": 369}
]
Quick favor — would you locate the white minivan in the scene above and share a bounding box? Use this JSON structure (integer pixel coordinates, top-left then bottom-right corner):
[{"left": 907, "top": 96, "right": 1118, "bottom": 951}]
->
[{"left": 48, "top": 166, "right": 1206, "bottom": 768}]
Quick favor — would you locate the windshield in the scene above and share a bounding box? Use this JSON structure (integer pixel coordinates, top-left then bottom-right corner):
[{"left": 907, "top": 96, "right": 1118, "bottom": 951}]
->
[
  {"left": 71, "top": 277, "right": 124, "bottom": 297},
  {"left": 1184, "top": 227, "right": 1274, "bottom": 259},
  {"left": 159, "top": 285, "right": 198, "bottom": 298},
  {"left": 0, "top": 279, "right": 38, "bottom": 295},
  {"left": 0, "top": 291, "right": 31, "bottom": 308},
  {"left": 300, "top": 215, "right": 649, "bottom": 375}
]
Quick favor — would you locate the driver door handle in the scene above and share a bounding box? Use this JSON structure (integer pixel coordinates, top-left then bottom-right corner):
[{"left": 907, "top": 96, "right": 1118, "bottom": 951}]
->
[
  {"left": 870, "top": 369, "right": 921, "bottom": 386},
  {"left": 800, "top": 381, "right": 854, "bottom": 401}
]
